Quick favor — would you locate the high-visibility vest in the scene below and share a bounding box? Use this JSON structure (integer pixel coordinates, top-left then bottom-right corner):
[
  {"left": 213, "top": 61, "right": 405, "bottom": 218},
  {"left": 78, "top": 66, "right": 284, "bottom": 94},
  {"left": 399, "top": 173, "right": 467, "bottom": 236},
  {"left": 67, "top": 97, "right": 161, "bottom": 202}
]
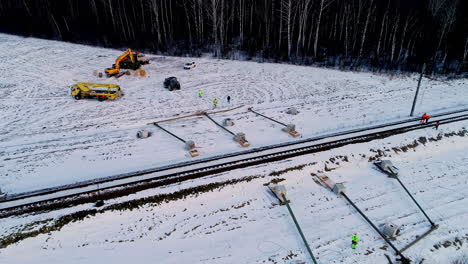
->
[{"left": 352, "top": 235, "right": 359, "bottom": 242}]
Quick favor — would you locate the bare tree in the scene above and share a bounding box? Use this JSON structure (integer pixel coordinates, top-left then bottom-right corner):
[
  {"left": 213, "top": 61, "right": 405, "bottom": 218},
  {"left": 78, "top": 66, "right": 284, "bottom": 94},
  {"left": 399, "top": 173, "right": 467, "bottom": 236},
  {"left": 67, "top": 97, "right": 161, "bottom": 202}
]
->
[
  {"left": 238, "top": 0, "right": 245, "bottom": 43},
  {"left": 314, "top": 0, "right": 335, "bottom": 57},
  {"left": 429, "top": 0, "right": 459, "bottom": 56},
  {"left": 464, "top": 37, "right": 468, "bottom": 62},
  {"left": 1, "top": 0, "right": 466, "bottom": 74},
  {"left": 296, "top": 0, "right": 312, "bottom": 56},
  {"left": 358, "top": 0, "right": 374, "bottom": 58},
  {"left": 280, "top": 0, "right": 294, "bottom": 58},
  {"left": 149, "top": 0, "right": 162, "bottom": 44},
  {"left": 390, "top": 14, "right": 399, "bottom": 63},
  {"left": 376, "top": 1, "right": 390, "bottom": 57},
  {"left": 182, "top": 1, "right": 192, "bottom": 47},
  {"left": 208, "top": 0, "right": 221, "bottom": 57},
  {"left": 397, "top": 13, "right": 416, "bottom": 62}
]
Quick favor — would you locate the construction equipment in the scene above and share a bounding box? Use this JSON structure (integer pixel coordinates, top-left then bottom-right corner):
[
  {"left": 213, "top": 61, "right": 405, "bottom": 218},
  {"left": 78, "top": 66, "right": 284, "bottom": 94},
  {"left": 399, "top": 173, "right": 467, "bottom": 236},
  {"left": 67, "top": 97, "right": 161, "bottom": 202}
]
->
[
  {"left": 104, "top": 49, "right": 148, "bottom": 77},
  {"left": 71, "top": 82, "right": 122, "bottom": 101},
  {"left": 163, "top": 77, "right": 181, "bottom": 91}
]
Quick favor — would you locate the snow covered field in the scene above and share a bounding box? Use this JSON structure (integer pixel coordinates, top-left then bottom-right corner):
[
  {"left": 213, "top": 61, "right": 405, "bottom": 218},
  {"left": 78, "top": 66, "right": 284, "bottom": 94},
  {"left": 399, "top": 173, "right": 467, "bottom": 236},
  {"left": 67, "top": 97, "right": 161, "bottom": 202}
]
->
[
  {"left": 0, "top": 121, "right": 466, "bottom": 263},
  {"left": 0, "top": 34, "right": 467, "bottom": 194},
  {"left": 0, "top": 33, "right": 467, "bottom": 263}
]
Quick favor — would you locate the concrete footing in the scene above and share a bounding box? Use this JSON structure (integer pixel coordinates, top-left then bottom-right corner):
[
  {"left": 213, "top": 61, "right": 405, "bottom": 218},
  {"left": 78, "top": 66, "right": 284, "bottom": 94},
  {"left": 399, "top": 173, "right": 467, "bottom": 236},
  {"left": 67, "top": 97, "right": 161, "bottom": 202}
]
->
[
  {"left": 185, "top": 140, "right": 199, "bottom": 157},
  {"left": 268, "top": 184, "right": 287, "bottom": 204},
  {"left": 233, "top": 132, "right": 250, "bottom": 147},
  {"left": 332, "top": 183, "right": 346, "bottom": 195},
  {"left": 314, "top": 174, "right": 346, "bottom": 195},
  {"left": 282, "top": 124, "right": 301, "bottom": 137},
  {"left": 286, "top": 107, "right": 299, "bottom": 115},
  {"left": 382, "top": 223, "right": 401, "bottom": 238},
  {"left": 137, "top": 130, "right": 151, "bottom": 138},
  {"left": 223, "top": 118, "right": 235, "bottom": 126},
  {"left": 374, "top": 160, "right": 399, "bottom": 176}
]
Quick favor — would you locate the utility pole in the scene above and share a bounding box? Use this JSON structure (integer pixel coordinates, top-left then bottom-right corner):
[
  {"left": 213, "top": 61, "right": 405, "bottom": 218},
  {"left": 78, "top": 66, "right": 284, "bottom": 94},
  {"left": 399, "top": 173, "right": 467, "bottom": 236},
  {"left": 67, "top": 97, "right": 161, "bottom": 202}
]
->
[{"left": 410, "top": 64, "right": 426, "bottom": 117}]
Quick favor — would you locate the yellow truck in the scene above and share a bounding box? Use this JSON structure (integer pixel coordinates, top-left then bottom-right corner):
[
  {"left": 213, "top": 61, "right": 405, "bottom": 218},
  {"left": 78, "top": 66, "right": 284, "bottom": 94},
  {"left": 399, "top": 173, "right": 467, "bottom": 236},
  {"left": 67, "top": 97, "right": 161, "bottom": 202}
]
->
[{"left": 71, "top": 82, "right": 122, "bottom": 101}]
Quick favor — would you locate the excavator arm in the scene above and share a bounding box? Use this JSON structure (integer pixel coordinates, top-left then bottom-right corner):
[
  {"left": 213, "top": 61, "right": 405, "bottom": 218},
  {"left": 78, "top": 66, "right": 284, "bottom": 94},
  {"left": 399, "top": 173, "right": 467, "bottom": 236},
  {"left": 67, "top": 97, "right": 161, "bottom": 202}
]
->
[
  {"left": 114, "top": 49, "right": 135, "bottom": 70},
  {"left": 105, "top": 49, "right": 135, "bottom": 76}
]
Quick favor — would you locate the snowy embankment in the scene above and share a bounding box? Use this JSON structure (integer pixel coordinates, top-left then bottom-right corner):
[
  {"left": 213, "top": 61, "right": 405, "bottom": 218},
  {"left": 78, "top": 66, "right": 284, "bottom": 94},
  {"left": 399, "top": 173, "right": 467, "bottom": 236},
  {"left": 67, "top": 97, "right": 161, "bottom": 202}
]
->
[
  {"left": 0, "top": 121, "right": 466, "bottom": 264},
  {"left": 0, "top": 33, "right": 467, "bottom": 194}
]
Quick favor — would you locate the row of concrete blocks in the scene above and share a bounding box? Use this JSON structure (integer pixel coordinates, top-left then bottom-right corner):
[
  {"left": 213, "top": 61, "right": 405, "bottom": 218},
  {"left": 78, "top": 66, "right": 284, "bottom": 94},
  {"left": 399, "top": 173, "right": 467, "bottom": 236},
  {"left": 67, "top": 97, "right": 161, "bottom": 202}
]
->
[
  {"left": 225, "top": 119, "right": 300, "bottom": 139},
  {"left": 137, "top": 107, "right": 302, "bottom": 154}
]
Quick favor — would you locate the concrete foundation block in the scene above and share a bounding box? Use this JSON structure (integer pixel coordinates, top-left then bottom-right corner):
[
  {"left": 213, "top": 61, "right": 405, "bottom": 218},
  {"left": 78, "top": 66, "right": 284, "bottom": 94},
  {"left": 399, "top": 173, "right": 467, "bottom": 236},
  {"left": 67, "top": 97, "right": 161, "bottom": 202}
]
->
[
  {"left": 185, "top": 140, "right": 195, "bottom": 150},
  {"left": 382, "top": 223, "right": 401, "bottom": 238},
  {"left": 185, "top": 140, "right": 199, "bottom": 157},
  {"left": 189, "top": 149, "right": 199, "bottom": 157},
  {"left": 282, "top": 124, "right": 301, "bottom": 137},
  {"left": 223, "top": 118, "right": 235, "bottom": 126},
  {"left": 233, "top": 132, "right": 250, "bottom": 147},
  {"left": 374, "top": 160, "right": 399, "bottom": 176},
  {"left": 137, "top": 130, "right": 151, "bottom": 138},
  {"left": 332, "top": 183, "right": 346, "bottom": 195},
  {"left": 269, "top": 184, "right": 287, "bottom": 204},
  {"left": 286, "top": 107, "right": 299, "bottom": 115}
]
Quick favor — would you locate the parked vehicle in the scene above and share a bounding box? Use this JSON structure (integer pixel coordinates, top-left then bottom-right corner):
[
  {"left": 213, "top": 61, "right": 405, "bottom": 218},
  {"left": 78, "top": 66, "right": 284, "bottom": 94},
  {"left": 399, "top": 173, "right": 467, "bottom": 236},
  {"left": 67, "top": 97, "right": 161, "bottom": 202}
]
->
[
  {"left": 163, "top": 77, "right": 181, "bottom": 91},
  {"left": 71, "top": 82, "right": 122, "bottom": 101},
  {"left": 184, "top": 62, "right": 196, "bottom": 70}
]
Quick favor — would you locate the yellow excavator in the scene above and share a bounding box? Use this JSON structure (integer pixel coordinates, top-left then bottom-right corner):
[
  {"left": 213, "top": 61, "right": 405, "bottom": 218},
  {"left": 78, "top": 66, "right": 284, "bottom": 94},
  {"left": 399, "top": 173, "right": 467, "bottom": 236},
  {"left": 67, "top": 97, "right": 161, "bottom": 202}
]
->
[
  {"left": 104, "top": 49, "right": 148, "bottom": 77},
  {"left": 71, "top": 82, "right": 122, "bottom": 101}
]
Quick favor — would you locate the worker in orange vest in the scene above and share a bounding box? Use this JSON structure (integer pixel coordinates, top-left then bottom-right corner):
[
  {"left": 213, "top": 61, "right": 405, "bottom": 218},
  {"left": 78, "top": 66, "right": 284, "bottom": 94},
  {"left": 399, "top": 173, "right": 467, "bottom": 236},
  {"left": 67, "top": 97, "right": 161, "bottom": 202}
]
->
[{"left": 421, "top": 113, "right": 431, "bottom": 124}]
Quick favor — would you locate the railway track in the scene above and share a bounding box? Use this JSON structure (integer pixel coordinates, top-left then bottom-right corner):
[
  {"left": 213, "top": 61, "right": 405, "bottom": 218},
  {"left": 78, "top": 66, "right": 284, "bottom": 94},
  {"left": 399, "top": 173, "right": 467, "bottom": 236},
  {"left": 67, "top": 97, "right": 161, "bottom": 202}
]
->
[{"left": 1, "top": 109, "right": 468, "bottom": 217}]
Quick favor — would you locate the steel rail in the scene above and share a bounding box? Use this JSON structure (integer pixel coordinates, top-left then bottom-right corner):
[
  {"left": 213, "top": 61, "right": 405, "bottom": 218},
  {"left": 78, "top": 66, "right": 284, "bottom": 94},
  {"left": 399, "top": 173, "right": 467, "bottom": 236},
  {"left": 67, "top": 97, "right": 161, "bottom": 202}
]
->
[
  {"left": 1, "top": 111, "right": 467, "bottom": 216},
  {"left": 4, "top": 109, "right": 468, "bottom": 204}
]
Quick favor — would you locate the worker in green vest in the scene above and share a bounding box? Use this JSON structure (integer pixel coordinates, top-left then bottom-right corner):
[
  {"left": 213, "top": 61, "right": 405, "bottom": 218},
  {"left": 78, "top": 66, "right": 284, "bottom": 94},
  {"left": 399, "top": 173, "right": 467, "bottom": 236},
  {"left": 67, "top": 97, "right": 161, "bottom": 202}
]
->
[
  {"left": 198, "top": 89, "right": 203, "bottom": 98},
  {"left": 213, "top": 98, "right": 218, "bottom": 108},
  {"left": 351, "top": 233, "right": 359, "bottom": 249}
]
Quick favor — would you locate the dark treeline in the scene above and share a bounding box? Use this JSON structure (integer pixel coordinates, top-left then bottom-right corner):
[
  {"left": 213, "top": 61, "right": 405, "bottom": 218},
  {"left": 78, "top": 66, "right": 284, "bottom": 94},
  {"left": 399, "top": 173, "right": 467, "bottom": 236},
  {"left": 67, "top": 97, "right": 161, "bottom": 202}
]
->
[{"left": 0, "top": 0, "right": 467, "bottom": 74}]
